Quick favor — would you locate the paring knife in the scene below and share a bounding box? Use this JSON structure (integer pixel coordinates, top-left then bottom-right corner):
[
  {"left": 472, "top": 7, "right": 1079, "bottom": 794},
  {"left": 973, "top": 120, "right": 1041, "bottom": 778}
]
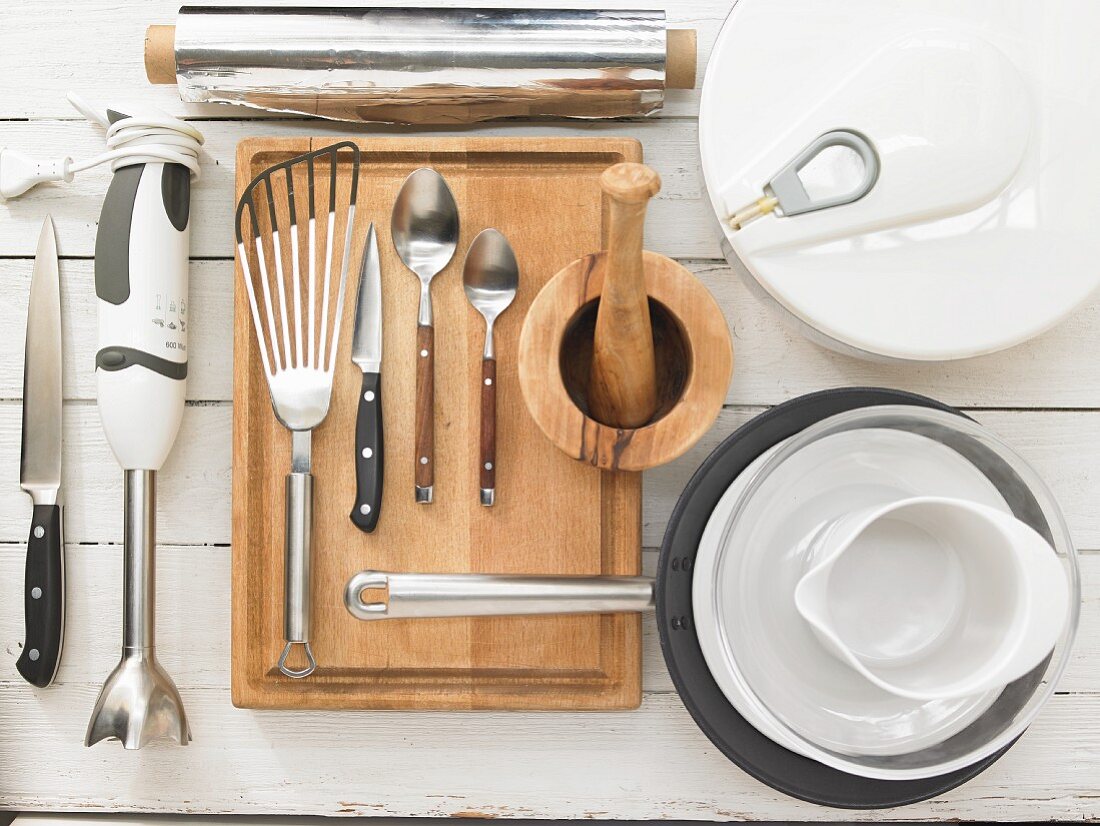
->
[
  {"left": 350, "top": 223, "right": 384, "bottom": 532},
  {"left": 18, "top": 216, "right": 64, "bottom": 688}
]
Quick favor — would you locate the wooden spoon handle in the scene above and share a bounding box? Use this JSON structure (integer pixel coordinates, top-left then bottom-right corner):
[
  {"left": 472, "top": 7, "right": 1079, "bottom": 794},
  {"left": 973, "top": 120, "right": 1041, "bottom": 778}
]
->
[
  {"left": 588, "top": 163, "right": 661, "bottom": 429},
  {"left": 415, "top": 324, "right": 434, "bottom": 503},
  {"left": 479, "top": 357, "right": 497, "bottom": 506}
]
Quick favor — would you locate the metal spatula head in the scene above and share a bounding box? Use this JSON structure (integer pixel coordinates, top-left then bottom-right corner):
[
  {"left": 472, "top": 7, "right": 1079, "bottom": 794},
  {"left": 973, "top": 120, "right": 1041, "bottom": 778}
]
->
[{"left": 235, "top": 141, "right": 361, "bottom": 431}]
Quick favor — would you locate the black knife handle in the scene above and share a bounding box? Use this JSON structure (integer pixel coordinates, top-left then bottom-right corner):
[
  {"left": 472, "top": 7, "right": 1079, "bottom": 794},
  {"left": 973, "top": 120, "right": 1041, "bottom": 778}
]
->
[
  {"left": 16, "top": 504, "right": 64, "bottom": 688},
  {"left": 350, "top": 371, "right": 383, "bottom": 532}
]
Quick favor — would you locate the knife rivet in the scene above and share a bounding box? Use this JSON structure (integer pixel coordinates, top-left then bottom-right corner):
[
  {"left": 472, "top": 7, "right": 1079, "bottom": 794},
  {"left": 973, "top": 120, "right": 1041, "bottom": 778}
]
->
[
  {"left": 485, "top": 462, "right": 493, "bottom": 471},
  {"left": 33, "top": 526, "right": 44, "bottom": 539},
  {"left": 28, "top": 649, "right": 40, "bottom": 662},
  {"left": 420, "top": 349, "right": 429, "bottom": 358},
  {"left": 362, "top": 447, "right": 373, "bottom": 459},
  {"left": 485, "top": 378, "right": 493, "bottom": 386},
  {"left": 359, "top": 504, "right": 372, "bottom": 516},
  {"left": 31, "top": 587, "right": 42, "bottom": 600},
  {"left": 420, "top": 456, "right": 429, "bottom": 465},
  {"left": 364, "top": 390, "right": 375, "bottom": 402}
]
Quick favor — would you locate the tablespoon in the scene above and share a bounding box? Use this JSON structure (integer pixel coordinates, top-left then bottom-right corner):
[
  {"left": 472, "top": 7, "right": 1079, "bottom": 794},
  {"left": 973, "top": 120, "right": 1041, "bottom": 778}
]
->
[
  {"left": 391, "top": 168, "right": 460, "bottom": 504},
  {"left": 463, "top": 229, "right": 519, "bottom": 506}
]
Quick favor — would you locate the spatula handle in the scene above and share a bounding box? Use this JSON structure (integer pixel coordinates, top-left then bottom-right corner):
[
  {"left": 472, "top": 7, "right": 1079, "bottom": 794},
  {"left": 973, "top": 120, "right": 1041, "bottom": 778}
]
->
[
  {"left": 588, "top": 163, "right": 661, "bottom": 429},
  {"left": 280, "top": 470, "right": 316, "bottom": 679},
  {"left": 415, "top": 324, "right": 434, "bottom": 503}
]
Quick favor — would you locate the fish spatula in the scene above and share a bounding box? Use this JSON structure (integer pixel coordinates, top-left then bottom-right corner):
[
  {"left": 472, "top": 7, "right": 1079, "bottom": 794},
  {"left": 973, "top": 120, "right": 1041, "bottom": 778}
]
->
[{"left": 235, "top": 141, "right": 361, "bottom": 678}]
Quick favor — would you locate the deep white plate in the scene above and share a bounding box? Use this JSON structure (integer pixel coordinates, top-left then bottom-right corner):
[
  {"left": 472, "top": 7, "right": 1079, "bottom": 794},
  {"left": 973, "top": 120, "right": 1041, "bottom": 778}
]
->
[{"left": 694, "top": 429, "right": 1009, "bottom": 768}]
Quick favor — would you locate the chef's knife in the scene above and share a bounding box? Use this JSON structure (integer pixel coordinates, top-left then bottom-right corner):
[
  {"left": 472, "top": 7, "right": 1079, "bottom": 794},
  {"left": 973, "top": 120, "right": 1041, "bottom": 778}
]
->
[
  {"left": 18, "top": 216, "right": 64, "bottom": 688},
  {"left": 350, "top": 223, "right": 384, "bottom": 532}
]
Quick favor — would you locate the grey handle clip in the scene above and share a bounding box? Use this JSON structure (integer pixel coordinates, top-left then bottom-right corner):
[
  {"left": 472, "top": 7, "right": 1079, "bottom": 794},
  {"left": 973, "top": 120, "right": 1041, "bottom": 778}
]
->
[
  {"left": 767, "top": 129, "right": 879, "bottom": 216},
  {"left": 727, "top": 129, "right": 879, "bottom": 230}
]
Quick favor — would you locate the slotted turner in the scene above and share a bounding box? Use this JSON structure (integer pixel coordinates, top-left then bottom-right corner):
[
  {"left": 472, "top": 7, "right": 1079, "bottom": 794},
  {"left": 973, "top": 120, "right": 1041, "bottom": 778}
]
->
[{"left": 235, "top": 141, "right": 361, "bottom": 678}]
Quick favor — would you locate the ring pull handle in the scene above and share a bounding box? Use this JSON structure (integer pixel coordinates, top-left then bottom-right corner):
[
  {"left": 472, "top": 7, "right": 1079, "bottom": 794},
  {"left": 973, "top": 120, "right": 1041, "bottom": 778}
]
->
[
  {"left": 278, "top": 641, "right": 317, "bottom": 679},
  {"left": 728, "top": 129, "right": 880, "bottom": 229}
]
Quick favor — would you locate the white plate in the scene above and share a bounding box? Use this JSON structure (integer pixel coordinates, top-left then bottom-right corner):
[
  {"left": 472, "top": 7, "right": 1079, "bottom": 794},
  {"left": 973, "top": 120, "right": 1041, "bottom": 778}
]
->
[
  {"left": 699, "top": 0, "right": 1100, "bottom": 360},
  {"left": 694, "top": 429, "right": 1009, "bottom": 770}
]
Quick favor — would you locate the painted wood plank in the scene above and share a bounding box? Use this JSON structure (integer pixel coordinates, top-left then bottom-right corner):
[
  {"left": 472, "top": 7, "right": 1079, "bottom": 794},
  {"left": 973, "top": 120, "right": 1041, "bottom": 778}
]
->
[
  {"left": 0, "top": 119, "right": 714, "bottom": 259},
  {"left": 3, "top": 404, "right": 1100, "bottom": 549},
  {"left": 0, "top": 403, "right": 232, "bottom": 547},
  {"left": 2, "top": 543, "right": 1097, "bottom": 695},
  {"left": 0, "top": 683, "right": 1097, "bottom": 821},
  {"left": 0, "top": 0, "right": 731, "bottom": 120},
  {"left": 3, "top": 259, "right": 1099, "bottom": 409},
  {"left": 0, "top": 259, "right": 230, "bottom": 403}
]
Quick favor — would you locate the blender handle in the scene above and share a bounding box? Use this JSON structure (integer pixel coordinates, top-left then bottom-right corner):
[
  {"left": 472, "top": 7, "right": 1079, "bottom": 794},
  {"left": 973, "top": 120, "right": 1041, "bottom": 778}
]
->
[
  {"left": 94, "top": 159, "right": 190, "bottom": 471},
  {"left": 345, "top": 571, "right": 655, "bottom": 620}
]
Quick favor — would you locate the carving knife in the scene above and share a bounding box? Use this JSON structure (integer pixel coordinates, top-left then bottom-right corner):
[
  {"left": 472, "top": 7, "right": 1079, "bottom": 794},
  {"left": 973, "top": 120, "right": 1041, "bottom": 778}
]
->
[
  {"left": 18, "top": 216, "right": 64, "bottom": 687},
  {"left": 350, "top": 223, "right": 384, "bottom": 532}
]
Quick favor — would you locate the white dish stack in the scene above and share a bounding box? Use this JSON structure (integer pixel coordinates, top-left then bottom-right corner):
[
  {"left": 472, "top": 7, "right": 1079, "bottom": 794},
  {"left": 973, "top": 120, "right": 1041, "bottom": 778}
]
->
[{"left": 691, "top": 406, "right": 1079, "bottom": 780}]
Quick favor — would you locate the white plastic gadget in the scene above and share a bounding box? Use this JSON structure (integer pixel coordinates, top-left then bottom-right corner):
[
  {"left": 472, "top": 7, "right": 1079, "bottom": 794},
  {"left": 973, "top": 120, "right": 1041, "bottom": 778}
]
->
[{"left": 700, "top": 0, "right": 1100, "bottom": 360}]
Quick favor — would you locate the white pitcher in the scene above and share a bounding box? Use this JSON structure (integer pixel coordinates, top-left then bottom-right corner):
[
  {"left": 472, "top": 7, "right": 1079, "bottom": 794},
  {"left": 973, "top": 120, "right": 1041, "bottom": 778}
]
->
[{"left": 793, "top": 496, "right": 1069, "bottom": 701}]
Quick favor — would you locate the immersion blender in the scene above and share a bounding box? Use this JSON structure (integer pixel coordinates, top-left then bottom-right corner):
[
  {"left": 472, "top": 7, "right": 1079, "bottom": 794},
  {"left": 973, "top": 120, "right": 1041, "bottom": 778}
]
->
[{"left": 77, "top": 100, "right": 203, "bottom": 748}]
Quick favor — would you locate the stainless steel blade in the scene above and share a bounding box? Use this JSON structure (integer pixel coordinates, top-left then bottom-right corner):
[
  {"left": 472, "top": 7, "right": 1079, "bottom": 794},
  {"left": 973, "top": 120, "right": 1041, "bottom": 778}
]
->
[
  {"left": 350, "top": 223, "right": 383, "bottom": 373},
  {"left": 20, "top": 216, "right": 62, "bottom": 505}
]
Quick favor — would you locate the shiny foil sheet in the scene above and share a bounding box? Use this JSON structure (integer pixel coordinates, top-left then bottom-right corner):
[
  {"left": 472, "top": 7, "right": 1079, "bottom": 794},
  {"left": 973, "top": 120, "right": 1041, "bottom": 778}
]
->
[{"left": 174, "top": 6, "right": 668, "bottom": 124}]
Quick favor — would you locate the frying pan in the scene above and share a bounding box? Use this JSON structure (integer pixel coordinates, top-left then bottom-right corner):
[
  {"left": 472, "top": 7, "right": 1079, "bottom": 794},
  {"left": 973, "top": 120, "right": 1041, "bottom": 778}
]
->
[{"left": 347, "top": 388, "right": 1032, "bottom": 807}]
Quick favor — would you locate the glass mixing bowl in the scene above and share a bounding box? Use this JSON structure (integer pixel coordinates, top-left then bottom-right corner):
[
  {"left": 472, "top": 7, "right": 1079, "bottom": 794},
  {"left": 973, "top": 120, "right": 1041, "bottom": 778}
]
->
[{"left": 705, "top": 405, "right": 1080, "bottom": 780}]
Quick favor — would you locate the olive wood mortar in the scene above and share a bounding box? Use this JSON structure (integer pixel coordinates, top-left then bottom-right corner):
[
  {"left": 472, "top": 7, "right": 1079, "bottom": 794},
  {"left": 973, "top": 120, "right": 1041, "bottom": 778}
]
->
[{"left": 519, "top": 163, "right": 733, "bottom": 472}]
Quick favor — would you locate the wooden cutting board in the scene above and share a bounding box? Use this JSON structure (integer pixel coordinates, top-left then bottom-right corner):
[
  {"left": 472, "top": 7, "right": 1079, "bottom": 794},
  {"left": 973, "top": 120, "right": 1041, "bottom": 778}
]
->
[{"left": 232, "top": 137, "right": 643, "bottom": 710}]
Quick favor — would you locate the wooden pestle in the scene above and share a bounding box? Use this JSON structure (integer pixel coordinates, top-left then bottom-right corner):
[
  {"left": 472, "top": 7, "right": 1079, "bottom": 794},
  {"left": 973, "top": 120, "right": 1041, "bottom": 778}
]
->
[{"left": 587, "top": 163, "right": 662, "bottom": 429}]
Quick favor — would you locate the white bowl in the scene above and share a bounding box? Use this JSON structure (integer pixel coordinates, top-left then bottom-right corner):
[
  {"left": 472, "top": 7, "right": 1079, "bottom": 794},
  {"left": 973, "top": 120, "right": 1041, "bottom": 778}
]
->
[{"left": 693, "top": 406, "right": 1079, "bottom": 780}]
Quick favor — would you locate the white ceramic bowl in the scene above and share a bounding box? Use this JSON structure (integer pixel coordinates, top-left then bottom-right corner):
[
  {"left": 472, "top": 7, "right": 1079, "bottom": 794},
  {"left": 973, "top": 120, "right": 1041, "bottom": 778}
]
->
[{"left": 693, "top": 406, "right": 1079, "bottom": 780}]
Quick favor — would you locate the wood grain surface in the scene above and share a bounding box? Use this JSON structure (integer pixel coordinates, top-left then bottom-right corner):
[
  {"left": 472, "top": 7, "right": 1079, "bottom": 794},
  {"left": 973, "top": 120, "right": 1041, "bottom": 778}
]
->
[
  {"left": 521, "top": 251, "right": 733, "bottom": 471},
  {"left": 232, "top": 136, "right": 644, "bottom": 710},
  {"left": 588, "top": 164, "right": 662, "bottom": 429}
]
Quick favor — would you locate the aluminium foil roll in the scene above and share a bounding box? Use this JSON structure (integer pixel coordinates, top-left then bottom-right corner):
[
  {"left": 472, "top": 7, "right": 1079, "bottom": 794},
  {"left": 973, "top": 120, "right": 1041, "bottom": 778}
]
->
[{"left": 174, "top": 6, "right": 668, "bottom": 124}]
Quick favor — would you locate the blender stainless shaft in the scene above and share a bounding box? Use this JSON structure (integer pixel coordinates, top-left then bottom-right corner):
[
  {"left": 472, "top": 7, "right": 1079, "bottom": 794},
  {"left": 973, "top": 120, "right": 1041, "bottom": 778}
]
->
[{"left": 86, "top": 471, "right": 190, "bottom": 748}]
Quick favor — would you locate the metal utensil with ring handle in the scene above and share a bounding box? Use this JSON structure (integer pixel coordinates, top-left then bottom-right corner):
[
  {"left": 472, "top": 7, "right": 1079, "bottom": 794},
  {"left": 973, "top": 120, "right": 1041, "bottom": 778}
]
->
[
  {"left": 236, "top": 141, "right": 360, "bottom": 678},
  {"left": 346, "top": 571, "right": 655, "bottom": 619}
]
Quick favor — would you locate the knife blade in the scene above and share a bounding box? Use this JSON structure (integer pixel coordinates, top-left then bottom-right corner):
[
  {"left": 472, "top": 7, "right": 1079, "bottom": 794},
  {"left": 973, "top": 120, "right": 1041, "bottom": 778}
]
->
[
  {"left": 18, "top": 216, "right": 64, "bottom": 688},
  {"left": 350, "top": 223, "right": 384, "bottom": 532}
]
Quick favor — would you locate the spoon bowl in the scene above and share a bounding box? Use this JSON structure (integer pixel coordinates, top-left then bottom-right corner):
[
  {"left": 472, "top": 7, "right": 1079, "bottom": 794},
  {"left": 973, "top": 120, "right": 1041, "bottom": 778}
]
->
[
  {"left": 463, "top": 228, "right": 520, "bottom": 507},
  {"left": 464, "top": 228, "right": 519, "bottom": 356},
  {"left": 391, "top": 167, "right": 460, "bottom": 504},
  {"left": 392, "top": 168, "right": 460, "bottom": 321}
]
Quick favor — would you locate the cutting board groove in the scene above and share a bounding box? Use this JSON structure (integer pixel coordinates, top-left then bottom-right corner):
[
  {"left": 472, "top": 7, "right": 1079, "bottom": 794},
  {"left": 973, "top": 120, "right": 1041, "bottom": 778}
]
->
[{"left": 232, "top": 137, "right": 643, "bottom": 710}]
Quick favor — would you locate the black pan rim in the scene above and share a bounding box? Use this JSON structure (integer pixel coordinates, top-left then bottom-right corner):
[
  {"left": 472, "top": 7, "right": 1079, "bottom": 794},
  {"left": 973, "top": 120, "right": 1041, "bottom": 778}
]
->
[{"left": 655, "top": 387, "right": 1020, "bottom": 809}]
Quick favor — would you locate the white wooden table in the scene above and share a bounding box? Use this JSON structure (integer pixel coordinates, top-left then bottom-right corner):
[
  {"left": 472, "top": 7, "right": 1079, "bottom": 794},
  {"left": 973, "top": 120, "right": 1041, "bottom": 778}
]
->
[{"left": 1, "top": 1, "right": 1098, "bottom": 821}]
